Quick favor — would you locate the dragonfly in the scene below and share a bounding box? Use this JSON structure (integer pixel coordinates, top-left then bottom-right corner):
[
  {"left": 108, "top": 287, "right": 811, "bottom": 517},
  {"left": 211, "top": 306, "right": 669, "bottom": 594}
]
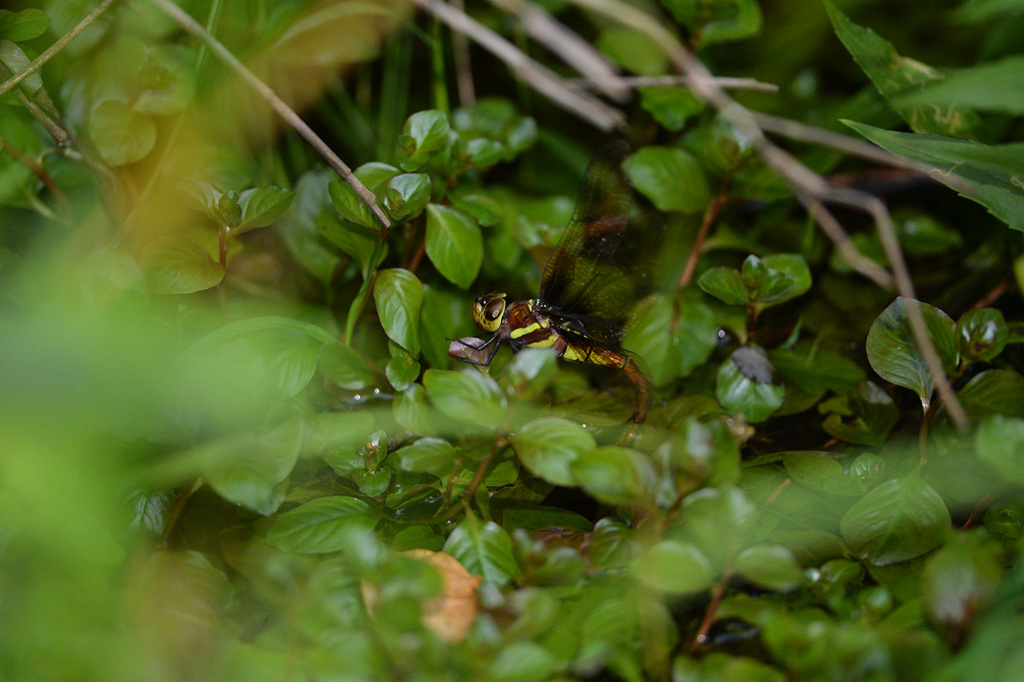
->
[{"left": 448, "top": 141, "right": 655, "bottom": 438}]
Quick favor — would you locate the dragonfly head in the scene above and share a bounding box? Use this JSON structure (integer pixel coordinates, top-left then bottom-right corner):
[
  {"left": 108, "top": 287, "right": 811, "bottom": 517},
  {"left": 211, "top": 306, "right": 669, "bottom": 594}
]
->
[{"left": 473, "top": 292, "right": 507, "bottom": 333}]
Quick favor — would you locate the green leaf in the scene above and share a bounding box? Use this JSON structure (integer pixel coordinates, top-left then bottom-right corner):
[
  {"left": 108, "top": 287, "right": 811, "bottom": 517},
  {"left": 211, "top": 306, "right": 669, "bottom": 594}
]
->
[
  {"left": 505, "top": 348, "right": 557, "bottom": 397},
  {"left": 352, "top": 468, "right": 391, "bottom": 497},
  {"left": 570, "top": 445, "right": 658, "bottom": 508},
  {"left": 597, "top": 27, "right": 668, "bottom": 76},
  {"left": 318, "top": 342, "right": 375, "bottom": 391},
  {"left": 419, "top": 286, "right": 459, "bottom": 371},
  {"left": 465, "top": 137, "right": 508, "bottom": 168},
  {"left": 952, "top": 0, "right": 1023, "bottom": 22},
  {"left": 896, "top": 214, "right": 964, "bottom": 257},
  {"left": 356, "top": 162, "right": 403, "bottom": 192},
  {"left": 383, "top": 173, "right": 431, "bottom": 222},
  {"left": 424, "top": 204, "right": 483, "bottom": 289},
  {"left": 770, "top": 346, "right": 865, "bottom": 395},
  {"left": 671, "top": 486, "right": 758, "bottom": 572},
  {"left": 487, "top": 640, "right": 560, "bottom": 682},
  {"left": 0, "top": 9, "right": 50, "bottom": 42},
  {"left": 180, "top": 180, "right": 225, "bottom": 223},
  {"left": 443, "top": 515, "right": 519, "bottom": 584},
  {"left": 844, "top": 120, "right": 1024, "bottom": 231},
  {"left": 394, "top": 384, "right": 436, "bottom": 436},
  {"left": 662, "top": 0, "right": 762, "bottom": 45},
  {"left": 958, "top": 370, "right": 1024, "bottom": 420},
  {"left": 783, "top": 452, "right": 864, "bottom": 497},
  {"left": 753, "top": 254, "right": 812, "bottom": 306},
  {"left": 735, "top": 545, "right": 804, "bottom": 592},
  {"left": 0, "top": 40, "right": 43, "bottom": 97},
  {"left": 266, "top": 496, "right": 377, "bottom": 553},
  {"left": 632, "top": 294, "right": 717, "bottom": 382},
  {"left": 698, "top": 0, "right": 762, "bottom": 44},
  {"left": 396, "top": 437, "right": 457, "bottom": 475},
  {"left": 88, "top": 99, "right": 157, "bottom": 166},
  {"left": 260, "top": 330, "right": 322, "bottom": 399},
  {"left": 403, "top": 109, "right": 450, "bottom": 154},
  {"left": 825, "top": 1, "right": 979, "bottom": 137},
  {"left": 385, "top": 351, "right": 420, "bottom": 391},
  {"left": 674, "top": 654, "right": 787, "bottom": 682},
  {"left": 840, "top": 477, "right": 951, "bottom": 566},
  {"left": 716, "top": 345, "right": 785, "bottom": 423},
  {"left": 895, "top": 55, "right": 1024, "bottom": 116},
  {"left": 449, "top": 189, "right": 504, "bottom": 226},
  {"left": 957, "top": 308, "right": 1008, "bottom": 363},
  {"left": 820, "top": 381, "right": 899, "bottom": 447},
  {"left": 236, "top": 186, "right": 295, "bottom": 231},
  {"left": 849, "top": 452, "right": 886, "bottom": 489},
  {"left": 698, "top": 267, "right": 748, "bottom": 306},
  {"left": 638, "top": 87, "right": 704, "bottom": 132},
  {"left": 921, "top": 532, "right": 1003, "bottom": 631},
  {"left": 139, "top": 233, "right": 224, "bottom": 295},
  {"left": 511, "top": 417, "right": 597, "bottom": 487},
  {"left": 423, "top": 368, "right": 507, "bottom": 430},
  {"left": 328, "top": 179, "right": 376, "bottom": 230},
  {"left": 976, "top": 415, "right": 1024, "bottom": 486},
  {"left": 866, "top": 297, "right": 957, "bottom": 412},
  {"left": 306, "top": 411, "right": 376, "bottom": 456},
  {"left": 624, "top": 146, "right": 710, "bottom": 213},
  {"left": 588, "top": 518, "right": 638, "bottom": 569},
  {"left": 204, "top": 415, "right": 304, "bottom": 515},
  {"left": 631, "top": 540, "right": 714, "bottom": 594},
  {"left": 373, "top": 268, "right": 424, "bottom": 356},
  {"left": 217, "top": 191, "right": 241, "bottom": 227},
  {"left": 399, "top": 109, "right": 450, "bottom": 169}
]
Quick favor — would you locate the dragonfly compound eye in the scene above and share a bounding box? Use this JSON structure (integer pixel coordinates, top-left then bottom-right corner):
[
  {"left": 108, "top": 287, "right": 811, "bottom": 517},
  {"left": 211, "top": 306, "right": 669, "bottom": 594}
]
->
[{"left": 473, "top": 292, "right": 506, "bottom": 332}]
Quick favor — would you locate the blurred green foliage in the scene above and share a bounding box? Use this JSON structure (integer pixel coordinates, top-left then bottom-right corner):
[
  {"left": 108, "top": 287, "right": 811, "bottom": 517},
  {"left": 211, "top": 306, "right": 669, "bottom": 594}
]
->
[{"left": 3, "top": 0, "right": 1024, "bottom": 680}]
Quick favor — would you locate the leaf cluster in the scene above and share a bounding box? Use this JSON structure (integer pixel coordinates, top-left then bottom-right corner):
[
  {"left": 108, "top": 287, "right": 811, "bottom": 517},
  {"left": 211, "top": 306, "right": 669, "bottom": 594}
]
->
[{"left": 3, "top": 1, "right": 1024, "bottom": 681}]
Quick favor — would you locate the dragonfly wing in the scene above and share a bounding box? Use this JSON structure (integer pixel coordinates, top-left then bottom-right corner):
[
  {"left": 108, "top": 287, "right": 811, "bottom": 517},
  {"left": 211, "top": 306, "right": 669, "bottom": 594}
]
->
[{"left": 539, "top": 141, "right": 634, "bottom": 342}]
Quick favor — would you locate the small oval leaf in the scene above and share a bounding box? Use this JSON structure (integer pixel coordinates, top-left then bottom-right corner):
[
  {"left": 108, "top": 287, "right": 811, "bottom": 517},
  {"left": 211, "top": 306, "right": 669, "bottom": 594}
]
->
[
  {"left": 866, "top": 297, "right": 958, "bottom": 412},
  {"left": 425, "top": 204, "right": 483, "bottom": 289},
  {"left": 624, "top": 145, "right": 710, "bottom": 213},
  {"left": 840, "top": 477, "right": 951, "bottom": 566},
  {"left": 266, "top": 496, "right": 378, "bottom": 553},
  {"left": 512, "top": 417, "right": 597, "bottom": 487},
  {"left": 373, "top": 268, "right": 424, "bottom": 356}
]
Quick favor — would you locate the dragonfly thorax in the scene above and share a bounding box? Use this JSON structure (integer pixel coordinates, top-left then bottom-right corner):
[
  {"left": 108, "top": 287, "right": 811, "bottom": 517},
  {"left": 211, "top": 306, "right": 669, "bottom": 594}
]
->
[{"left": 472, "top": 292, "right": 507, "bottom": 333}]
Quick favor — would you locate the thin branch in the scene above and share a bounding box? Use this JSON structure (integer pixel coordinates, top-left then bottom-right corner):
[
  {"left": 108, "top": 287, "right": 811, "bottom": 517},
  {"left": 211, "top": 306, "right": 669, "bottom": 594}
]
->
[
  {"left": 753, "top": 112, "right": 972, "bottom": 193},
  {"left": 411, "top": 0, "right": 626, "bottom": 131},
  {"left": 147, "top": 0, "right": 391, "bottom": 230},
  {"left": 449, "top": 0, "right": 476, "bottom": 106},
  {"left": 12, "top": 88, "right": 68, "bottom": 146},
  {"left": 795, "top": 191, "right": 894, "bottom": 288},
  {"left": 0, "top": 0, "right": 120, "bottom": 99},
  {"left": 565, "top": 0, "right": 969, "bottom": 431},
  {"left": 486, "top": 0, "right": 630, "bottom": 102},
  {"left": 574, "top": 74, "right": 778, "bottom": 93}
]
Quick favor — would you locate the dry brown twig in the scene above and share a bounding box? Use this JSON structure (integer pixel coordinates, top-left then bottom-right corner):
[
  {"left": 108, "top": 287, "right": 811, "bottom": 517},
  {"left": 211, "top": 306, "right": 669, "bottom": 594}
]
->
[{"left": 576, "top": 74, "right": 778, "bottom": 93}]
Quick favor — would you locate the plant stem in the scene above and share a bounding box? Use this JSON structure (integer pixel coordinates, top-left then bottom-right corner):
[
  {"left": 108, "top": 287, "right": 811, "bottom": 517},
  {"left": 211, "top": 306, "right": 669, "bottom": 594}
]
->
[{"left": 679, "top": 180, "right": 728, "bottom": 289}]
